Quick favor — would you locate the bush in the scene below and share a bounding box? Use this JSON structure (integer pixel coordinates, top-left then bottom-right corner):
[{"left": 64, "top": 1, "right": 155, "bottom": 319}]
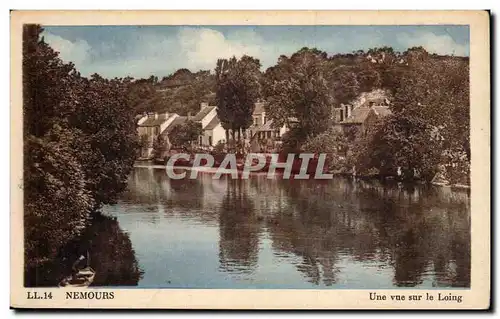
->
[{"left": 302, "top": 128, "right": 348, "bottom": 172}]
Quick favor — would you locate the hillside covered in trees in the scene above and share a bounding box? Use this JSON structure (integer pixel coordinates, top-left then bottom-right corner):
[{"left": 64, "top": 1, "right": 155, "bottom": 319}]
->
[{"left": 128, "top": 68, "right": 216, "bottom": 116}]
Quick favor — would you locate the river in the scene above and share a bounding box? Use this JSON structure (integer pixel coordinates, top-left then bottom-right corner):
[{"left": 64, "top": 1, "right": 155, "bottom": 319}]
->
[{"left": 96, "top": 166, "right": 470, "bottom": 289}]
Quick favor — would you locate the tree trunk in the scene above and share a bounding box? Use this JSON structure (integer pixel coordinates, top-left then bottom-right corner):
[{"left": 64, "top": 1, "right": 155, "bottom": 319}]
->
[{"left": 231, "top": 129, "right": 236, "bottom": 153}]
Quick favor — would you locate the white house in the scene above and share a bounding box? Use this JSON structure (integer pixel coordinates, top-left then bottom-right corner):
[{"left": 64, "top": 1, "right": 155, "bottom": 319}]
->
[
  {"left": 137, "top": 112, "right": 180, "bottom": 158},
  {"left": 192, "top": 102, "right": 227, "bottom": 148}
]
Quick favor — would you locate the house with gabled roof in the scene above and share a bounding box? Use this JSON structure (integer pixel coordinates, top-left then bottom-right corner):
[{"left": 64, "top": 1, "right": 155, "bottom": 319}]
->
[
  {"left": 331, "top": 89, "right": 392, "bottom": 136},
  {"left": 248, "top": 101, "right": 288, "bottom": 142},
  {"left": 193, "top": 102, "right": 227, "bottom": 148},
  {"left": 335, "top": 101, "right": 392, "bottom": 136},
  {"left": 159, "top": 115, "right": 187, "bottom": 149},
  {"left": 137, "top": 112, "right": 179, "bottom": 159}
]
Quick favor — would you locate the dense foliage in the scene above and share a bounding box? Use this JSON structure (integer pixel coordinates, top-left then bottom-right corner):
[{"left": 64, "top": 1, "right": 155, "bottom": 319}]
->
[
  {"left": 263, "top": 48, "right": 333, "bottom": 141},
  {"left": 215, "top": 55, "right": 262, "bottom": 142},
  {"left": 262, "top": 46, "right": 469, "bottom": 183},
  {"left": 168, "top": 120, "right": 203, "bottom": 150},
  {"left": 129, "top": 69, "right": 216, "bottom": 116},
  {"left": 23, "top": 25, "right": 139, "bottom": 268},
  {"left": 354, "top": 48, "right": 470, "bottom": 183}
]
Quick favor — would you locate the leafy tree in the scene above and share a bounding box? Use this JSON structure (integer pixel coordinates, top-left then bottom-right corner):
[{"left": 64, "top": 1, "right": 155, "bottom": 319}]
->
[
  {"left": 68, "top": 74, "right": 140, "bottom": 207},
  {"left": 382, "top": 47, "right": 470, "bottom": 182},
  {"left": 169, "top": 120, "right": 203, "bottom": 149},
  {"left": 23, "top": 25, "right": 91, "bottom": 267},
  {"left": 325, "top": 65, "right": 360, "bottom": 106},
  {"left": 280, "top": 127, "right": 308, "bottom": 153},
  {"left": 360, "top": 115, "right": 443, "bottom": 181},
  {"left": 263, "top": 48, "right": 333, "bottom": 142},
  {"left": 23, "top": 24, "right": 81, "bottom": 137},
  {"left": 23, "top": 25, "right": 140, "bottom": 270},
  {"left": 215, "top": 55, "right": 261, "bottom": 143},
  {"left": 390, "top": 48, "right": 470, "bottom": 159},
  {"left": 302, "top": 128, "right": 349, "bottom": 171},
  {"left": 24, "top": 127, "right": 94, "bottom": 268}
]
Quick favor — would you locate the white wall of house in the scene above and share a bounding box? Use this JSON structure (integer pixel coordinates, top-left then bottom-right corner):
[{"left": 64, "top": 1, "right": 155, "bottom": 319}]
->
[
  {"left": 279, "top": 124, "right": 288, "bottom": 136},
  {"left": 252, "top": 111, "right": 267, "bottom": 127},
  {"left": 200, "top": 123, "right": 227, "bottom": 147},
  {"left": 212, "top": 124, "right": 227, "bottom": 145}
]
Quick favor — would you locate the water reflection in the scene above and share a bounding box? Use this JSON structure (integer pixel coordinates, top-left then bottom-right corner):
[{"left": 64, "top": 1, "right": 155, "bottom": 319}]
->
[
  {"left": 105, "top": 167, "right": 470, "bottom": 288},
  {"left": 218, "top": 179, "right": 261, "bottom": 274},
  {"left": 25, "top": 214, "right": 143, "bottom": 287}
]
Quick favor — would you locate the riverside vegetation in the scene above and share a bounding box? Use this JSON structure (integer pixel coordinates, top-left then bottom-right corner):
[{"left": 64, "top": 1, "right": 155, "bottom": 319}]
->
[{"left": 23, "top": 25, "right": 470, "bottom": 282}]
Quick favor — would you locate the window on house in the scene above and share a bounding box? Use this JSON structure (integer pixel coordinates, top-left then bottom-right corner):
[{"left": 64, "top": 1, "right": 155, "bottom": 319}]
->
[
  {"left": 208, "top": 136, "right": 213, "bottom": 146},
  {"left": 199, "top": 136, "right": 203, "bottom": 145},
  {"left": 267, "top": 131, "right": 272, "bottom": 138}
]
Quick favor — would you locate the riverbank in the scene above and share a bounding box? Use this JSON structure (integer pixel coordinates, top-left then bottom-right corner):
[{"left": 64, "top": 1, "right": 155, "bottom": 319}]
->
[{"left": 133, "top": 161, "right": 470, "bottom": 189}]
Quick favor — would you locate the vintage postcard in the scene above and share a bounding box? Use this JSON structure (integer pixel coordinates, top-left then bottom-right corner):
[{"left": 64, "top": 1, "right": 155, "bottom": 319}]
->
[{"left": 10, "top": 10, "right": 490, "bottom": 309}]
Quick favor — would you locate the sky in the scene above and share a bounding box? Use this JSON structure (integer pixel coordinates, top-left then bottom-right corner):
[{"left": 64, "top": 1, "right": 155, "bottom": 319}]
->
[{"left": 42, "top": 25, "right": 470, "bottom": 79}]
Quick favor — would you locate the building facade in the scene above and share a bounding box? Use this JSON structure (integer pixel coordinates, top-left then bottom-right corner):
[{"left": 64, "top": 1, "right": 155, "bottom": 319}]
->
[{"left": 137, "top": 112, "right": 179, "bottom": 159}]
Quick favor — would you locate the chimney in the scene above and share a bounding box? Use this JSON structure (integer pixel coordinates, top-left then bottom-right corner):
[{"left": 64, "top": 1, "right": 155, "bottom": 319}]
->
[
  {"left": 154, "top": 112, "right": 159, "bottom": 119},
  {"left": 200, "top": 102, "right": 208, "bottom": 111}
]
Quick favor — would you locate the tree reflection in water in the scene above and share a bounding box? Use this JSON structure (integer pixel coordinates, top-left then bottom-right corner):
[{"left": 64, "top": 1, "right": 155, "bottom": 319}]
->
[
  {"left": 62, "top": 168, "right": 469, "bottom": 289},
  {"left": 83, "top": 213, "right": 144, "bottom": 286},
  {"left": 25, "top": 213, "right": 143, "bottom": 287},
  {"left": 247, "top": 176, "right": 470, "bottom": 287},
  {"left": 218, "top": 177, "right": 261, "bottom": 275}
]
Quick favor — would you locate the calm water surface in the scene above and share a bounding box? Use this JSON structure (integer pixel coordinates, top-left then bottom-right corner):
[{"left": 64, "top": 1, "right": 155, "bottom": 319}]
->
[{"left": 100, "top": 167, "right": 470, "bottom": 289}]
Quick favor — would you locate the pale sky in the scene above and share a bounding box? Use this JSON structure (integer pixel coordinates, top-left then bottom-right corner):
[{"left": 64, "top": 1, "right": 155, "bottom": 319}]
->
[{"left": 42, "top": 25, "right": 469, "bottom": 79}]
